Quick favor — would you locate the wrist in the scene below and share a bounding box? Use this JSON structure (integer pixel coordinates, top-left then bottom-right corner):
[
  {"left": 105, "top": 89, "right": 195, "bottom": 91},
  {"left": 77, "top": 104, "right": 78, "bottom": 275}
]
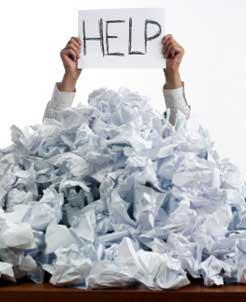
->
[
  {"left": 59, "top": 73, "right": 78, "bottom": 92},
  {"left": 163, "top": 69, "right": 182, "bottom": 89}
]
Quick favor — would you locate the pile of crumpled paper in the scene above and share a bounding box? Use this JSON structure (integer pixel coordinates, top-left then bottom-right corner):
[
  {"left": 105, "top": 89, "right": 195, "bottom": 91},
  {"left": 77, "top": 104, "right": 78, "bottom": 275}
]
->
[{"left": 0, "top": 87, "right": 246, "bottom": 290}]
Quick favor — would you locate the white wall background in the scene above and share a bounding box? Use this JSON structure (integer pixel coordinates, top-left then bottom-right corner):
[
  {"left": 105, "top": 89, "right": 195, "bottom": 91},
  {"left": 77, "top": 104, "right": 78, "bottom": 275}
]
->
[{"left": 0, "top": 0, "right": 246, "bottom": 177}]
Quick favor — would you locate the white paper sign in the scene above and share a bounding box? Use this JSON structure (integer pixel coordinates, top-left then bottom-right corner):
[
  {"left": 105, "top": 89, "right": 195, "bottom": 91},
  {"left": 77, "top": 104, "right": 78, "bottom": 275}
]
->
[{"left": 78, "top": 8, "right": 165, "bottom": 68}]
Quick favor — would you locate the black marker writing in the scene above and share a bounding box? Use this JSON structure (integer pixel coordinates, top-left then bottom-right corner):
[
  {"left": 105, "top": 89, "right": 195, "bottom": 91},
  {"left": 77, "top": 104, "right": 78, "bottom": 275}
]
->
[
  {"left": 144, "top": 19, "right": 162, "bottom": 53},
  {"left": 82, "top": 18, "right": 105, "bottom": 56},
  {"left": 106, "top": 20, "right": 125, "bottom": 56},
  {"left": 82, "top": 17, "right": 162, "bottom": 57},
  {"left": 128, "top": 17, "right": 145, "bottom": 55}
]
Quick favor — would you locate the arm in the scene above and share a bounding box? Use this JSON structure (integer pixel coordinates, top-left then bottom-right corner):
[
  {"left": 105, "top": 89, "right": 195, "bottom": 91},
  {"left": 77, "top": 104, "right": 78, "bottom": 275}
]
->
[
  {"left": 42, "top": 37, "right": 82, "bottom": 123},
  {"left": 161, "top": 34, "right": 191, "bottom": 125}
]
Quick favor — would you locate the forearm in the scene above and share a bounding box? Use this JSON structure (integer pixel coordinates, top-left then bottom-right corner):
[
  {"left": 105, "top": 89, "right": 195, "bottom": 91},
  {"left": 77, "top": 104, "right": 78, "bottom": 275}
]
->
[
  {"left": 163, "top": 69, "right": 182, "bottom": 89},
  {"left": 42, "top": 36, "right": 82, "bottom": 122},
  {"left": 57, "top": 72, "right": 80, "bottom": 92},
  {"left": 163, "top": 70, "right": 190, "bottom": 125},
  {"left": 42, "top": 77, "right": 77, "bottom": 123}
]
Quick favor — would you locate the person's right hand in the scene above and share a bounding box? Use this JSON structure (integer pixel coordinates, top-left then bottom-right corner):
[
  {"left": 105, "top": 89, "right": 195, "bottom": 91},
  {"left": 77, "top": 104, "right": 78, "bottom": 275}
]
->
[
  {"left": 162, "top": 34, "right": 183, "bottom": 89},
  {"left": 60, "top": 37, "right": 82, "bottom": 80}
]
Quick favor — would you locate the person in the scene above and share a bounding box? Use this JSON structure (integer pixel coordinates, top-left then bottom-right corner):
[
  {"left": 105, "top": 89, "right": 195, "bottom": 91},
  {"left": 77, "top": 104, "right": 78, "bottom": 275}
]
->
[{"left": 42, "top": 34, "right": 191, "bottom": 125}]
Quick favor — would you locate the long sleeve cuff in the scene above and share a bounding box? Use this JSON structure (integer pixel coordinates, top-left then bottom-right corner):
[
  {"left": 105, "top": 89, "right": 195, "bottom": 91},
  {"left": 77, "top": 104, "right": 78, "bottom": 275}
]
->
[
  {"left": 51, "top": 82, "right": 76, "bottom": 110},
  {"left": 42, "top": 83, "right": 76, "bottom": 122},
  {"left": 163, "top": 81, "right": 191, "bottom": 124}
]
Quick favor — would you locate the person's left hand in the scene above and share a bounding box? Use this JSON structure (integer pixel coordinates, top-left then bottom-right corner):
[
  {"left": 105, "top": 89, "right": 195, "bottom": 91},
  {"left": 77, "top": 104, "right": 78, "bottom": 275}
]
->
[{"left": 162, "top": 34, "right": 184, "bottom": 74}]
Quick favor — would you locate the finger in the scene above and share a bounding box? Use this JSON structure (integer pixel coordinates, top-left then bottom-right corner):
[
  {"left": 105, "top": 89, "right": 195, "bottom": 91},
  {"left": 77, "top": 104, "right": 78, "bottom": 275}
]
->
[
  {"left": 66, "top": 45, "right": 80, "bottom": 58},
  {"left": 163, "top": 42, "right": 175, "bottom": 58},
  {"left": 67, "top": 38, "right": 81, "bottom": 50},
  {"left": 61, "top": 48, "right": 78, "bottom": 61},
  {"left": 66, "top": 40, "right": 81, "bottom": 53},
  {"left": 163, "top": 40, "right": 176, "bottom": 56},
  {"left": 168, "top": 45, "right": 183, "bottom": 60},
  {"left": 165, "top": 44, "right": 179, "bottom": 59},
  {"left": 168, "top": 46, "right": 179, "bottom": 59},
  {"left": 170, "top": 46, "right": 177, "bottom": 58},
  {"left": 70, "top": 36, "right": 81, "bottom": 45},
  {"left": 162, "top": 37, "right": 172, "bottom": 51},
  {"left": 163, "top": 39, "right": 179, "bottom": 57},
  {"left": 162, "top": 34, "right": 173, "bottom": 44},
  {"left": 163, "top": 40, "right": 173, "bottom": 52},
  {"left": 70, "top": 38, "right": 81, "bottom": 48},
  {"left": 66, "top": 43, "right": 80, "bottom": 54},
  {"left": 163, "top": 47, "right": 172, "bottom": 59},
  {"left": 170, "top": 46, "right": 182, "bottom": 58},
  {"left": 74, "top": 37, "right": 82, "bottom": 45},
  {"left": 166, "top": 42, "right": 176, "bottom": 55}
]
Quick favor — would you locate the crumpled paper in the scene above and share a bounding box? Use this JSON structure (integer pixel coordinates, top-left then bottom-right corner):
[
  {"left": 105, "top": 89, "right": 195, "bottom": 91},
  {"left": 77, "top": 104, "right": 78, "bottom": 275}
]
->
[{"left": 0, "top": 86, "right": 246, "bottom": 289}]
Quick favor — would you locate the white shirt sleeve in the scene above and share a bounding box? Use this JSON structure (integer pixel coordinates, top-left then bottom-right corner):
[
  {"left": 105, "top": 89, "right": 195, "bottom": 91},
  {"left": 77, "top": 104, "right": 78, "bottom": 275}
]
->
[
  {"left": 42, "top": 82, "right": 76, "bottom": 123},
  {"left": 43, "top": 81, "right": 190, "bottom": 125},
  {"left": 163, "top": 81, "right": 191, "bottom": 125}
]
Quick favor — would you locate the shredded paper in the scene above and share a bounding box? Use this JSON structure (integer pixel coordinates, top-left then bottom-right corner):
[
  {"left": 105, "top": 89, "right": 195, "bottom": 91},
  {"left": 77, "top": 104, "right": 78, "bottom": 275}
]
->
[{"left": 0, "top": 87, "right": 246, "bottom": 289}]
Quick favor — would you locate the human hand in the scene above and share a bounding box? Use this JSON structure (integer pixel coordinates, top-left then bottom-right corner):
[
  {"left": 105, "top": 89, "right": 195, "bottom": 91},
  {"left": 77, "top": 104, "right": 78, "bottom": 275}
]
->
[
  {"left": 162, "top": 34, "right": 184, "bottom": 89},
  {"left": 58, "top": 37, "right": 82, "bottom": 92},
  {"left": 60, "top": 36, "right": 82, "bottom": 79}
]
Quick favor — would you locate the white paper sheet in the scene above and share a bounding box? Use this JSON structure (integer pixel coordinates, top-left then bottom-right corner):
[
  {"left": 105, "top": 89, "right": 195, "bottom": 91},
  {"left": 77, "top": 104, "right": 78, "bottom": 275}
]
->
[
  {"left": 78, "top": 8, "right": 165, "bottom": 68},
  {"left": 0, "top": 86, "right": 246, "bottom": 288}
]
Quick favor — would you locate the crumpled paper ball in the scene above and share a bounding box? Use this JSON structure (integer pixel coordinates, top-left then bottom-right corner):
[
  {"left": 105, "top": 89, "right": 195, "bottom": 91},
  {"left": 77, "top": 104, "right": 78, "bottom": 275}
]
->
[{"left": 0, "top": 87, "right": 246, "bottom": 289}]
